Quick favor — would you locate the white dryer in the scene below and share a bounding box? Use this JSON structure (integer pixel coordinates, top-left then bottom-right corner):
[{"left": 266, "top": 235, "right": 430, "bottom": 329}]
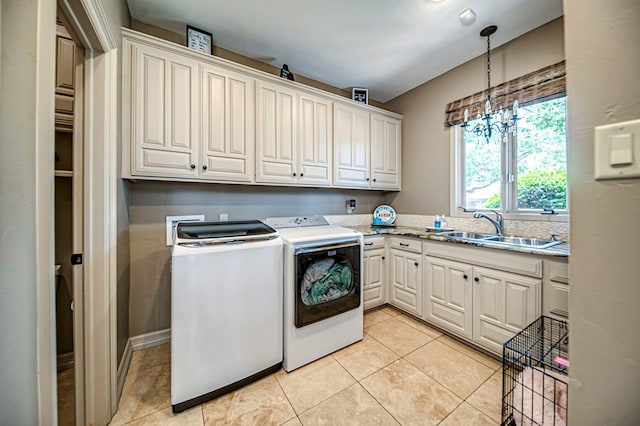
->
[{"left": 266, "top": 216, "right": 363, "bottom": 372}]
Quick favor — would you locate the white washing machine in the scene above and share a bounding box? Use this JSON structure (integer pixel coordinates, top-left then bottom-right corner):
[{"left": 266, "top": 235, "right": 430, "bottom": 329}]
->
[
  {"left": 265, "top": 216, "right": 363, "bottom": 372},
  {"left": 171, "top": 220, "right": 283, "bottom": 412}
]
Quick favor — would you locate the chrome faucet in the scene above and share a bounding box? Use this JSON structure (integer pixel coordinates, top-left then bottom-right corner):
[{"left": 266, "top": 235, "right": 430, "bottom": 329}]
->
[{"left": 473, "top": 210, "right": 505, "bottom": 236}]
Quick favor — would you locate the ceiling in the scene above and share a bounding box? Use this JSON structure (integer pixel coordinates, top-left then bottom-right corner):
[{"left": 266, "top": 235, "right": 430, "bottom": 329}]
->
[{"left": 126, "top": 0, "right": 563, "bottom": 103}]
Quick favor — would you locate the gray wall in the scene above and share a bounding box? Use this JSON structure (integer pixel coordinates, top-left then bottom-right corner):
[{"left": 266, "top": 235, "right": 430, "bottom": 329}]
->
[
  {"left": 385, "top": 18, "right": 565, "bottom": 214},
  {"left": 0, "top": 1, "right": 49, "bottom": 423},
  {"left": 128, "top": 181, "right": 389, "bottom": 336},
  {"left": 564, "top": 1, "right": 640, "bottom": 423}
]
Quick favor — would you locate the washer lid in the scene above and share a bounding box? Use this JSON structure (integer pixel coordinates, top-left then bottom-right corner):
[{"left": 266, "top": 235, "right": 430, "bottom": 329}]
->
[{"left": 176, "top": 220, "right": 277, "bottom": 241}]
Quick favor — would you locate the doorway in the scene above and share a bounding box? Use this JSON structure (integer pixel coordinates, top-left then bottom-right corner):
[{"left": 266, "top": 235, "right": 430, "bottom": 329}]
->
[{"left": 54, "top": 18, "right": 84, "bottom": 426}]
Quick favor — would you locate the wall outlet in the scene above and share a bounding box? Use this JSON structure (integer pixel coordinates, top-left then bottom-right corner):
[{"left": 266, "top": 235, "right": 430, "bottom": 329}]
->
[
  {"left": 346, "top": 199, "right": 356, "bottom": 214},
  {"left": 166, "top": 215, "right": 205, "bottom": 246},
  {"left": 219, "top": 213, "right": 229, "bottom": 221}
]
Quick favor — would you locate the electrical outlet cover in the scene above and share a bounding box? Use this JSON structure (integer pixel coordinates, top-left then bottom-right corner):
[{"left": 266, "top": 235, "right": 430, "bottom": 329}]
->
[{"left": 166, "top": 215, "right": 205, "bottom": 246}]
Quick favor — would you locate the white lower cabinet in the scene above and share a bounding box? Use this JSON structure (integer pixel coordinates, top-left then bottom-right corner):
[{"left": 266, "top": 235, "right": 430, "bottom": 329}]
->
[
  {"left": 543, "top": 259, "right": 569, "bottom": 321},
  {"left": 388, "top": 237, "right": 422, "bottom": 316},
  {"left": 423, "top": 241, "right": 542, "bottom": 355},
  {"left": 363, "top": 236, "right": 386, "bottom": 309},
  {"left": 423, "top": 256, "right": 473, "bottom": 340},
  {"left": 473, "top": 266, "right": 541, "bottom": 354}
]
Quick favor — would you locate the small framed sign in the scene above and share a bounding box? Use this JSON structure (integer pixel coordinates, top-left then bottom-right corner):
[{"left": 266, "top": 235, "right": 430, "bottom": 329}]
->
[
  {"left": 352, "top": 88, "right": 368, "bottom": 104},
  {"left": 186, "top": 25, "right": 213, "bottom": 54}
]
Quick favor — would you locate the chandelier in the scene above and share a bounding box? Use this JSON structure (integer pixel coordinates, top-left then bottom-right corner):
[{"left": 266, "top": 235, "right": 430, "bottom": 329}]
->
[{"left": 462, "top": 25, "right": 518, "bottom": 143}]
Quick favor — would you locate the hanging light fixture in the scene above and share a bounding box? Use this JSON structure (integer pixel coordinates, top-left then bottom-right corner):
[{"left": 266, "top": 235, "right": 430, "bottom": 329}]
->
[{"left": 462, "top": 25, "right": 518, "bottom": 143}]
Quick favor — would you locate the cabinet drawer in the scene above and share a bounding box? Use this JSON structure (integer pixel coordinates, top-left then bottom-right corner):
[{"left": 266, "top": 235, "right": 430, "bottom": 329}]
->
[
  {"left": 363, "top": 236, "right": 385, "bottom": 250},
  {"left": 423, "top": 240, "right": 542, "bottom": 278},
  {"left": 544, "top": 282, "right": 569, "bottom": 319},
  {"left": 546, "top": 260, "right": 569, "bottom": 284},
  {"left": 390, "top": 237, "right": 422, "bottom": 254}
]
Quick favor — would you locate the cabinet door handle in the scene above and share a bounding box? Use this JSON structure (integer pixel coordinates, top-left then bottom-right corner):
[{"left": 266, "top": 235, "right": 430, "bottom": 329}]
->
[
  {"left": 202, "top": 165, "right": 208, "bottom": 171},
  {"left": 463, "top": 274, "right": 468, "bottom": 280},
  {"left": 190, "top": 164, "right": 196, "bottom": 170},
  {"left": 300, "top": 173, "right": 304, "bottom": 177},
  {"left": 373, "top": 178, "right": 377, "bottom": 182},
  {"left": 382, "top": 256, "right": 385, "bottom": 260},
  {"left": 293, "top": 172, "right": 297, "bottom": 177},
  {"left": 414, "top": 262, "right": 419, "bottom": 266},
  {"left": 366, "top": 177, "right": 370, "bottom": 181},
  {"left": 474, "top": 277, "right": 479, "bottom": 282},
  {"left": 399, "top": 242, "right": 409, "bottom": 247},
  {"left": 365, "top": 242, "right": 374, "bottom": 246}
]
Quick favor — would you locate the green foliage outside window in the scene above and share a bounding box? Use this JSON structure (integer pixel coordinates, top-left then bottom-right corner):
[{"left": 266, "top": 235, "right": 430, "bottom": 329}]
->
[{"left": 484, "top": 169, "right": 567, "bottom": 209}]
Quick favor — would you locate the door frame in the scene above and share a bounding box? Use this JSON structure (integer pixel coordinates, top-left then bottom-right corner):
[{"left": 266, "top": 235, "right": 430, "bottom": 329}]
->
[{"left": 56, "top": 1, "right": 119, "bottom": 424}]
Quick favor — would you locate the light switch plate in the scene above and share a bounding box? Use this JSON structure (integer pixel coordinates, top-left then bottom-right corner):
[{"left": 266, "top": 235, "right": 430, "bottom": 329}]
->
[
  {"left": 595, "top": 119, "right": 640, "bottom": 180},
  {"left": 166, "top": 215, "right": 205, "bottom": 246}
]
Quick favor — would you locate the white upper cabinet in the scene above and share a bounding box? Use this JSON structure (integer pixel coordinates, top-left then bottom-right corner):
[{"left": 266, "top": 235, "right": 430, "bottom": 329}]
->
[
  {"left": 200, "top": 63, "right": 255, "bottom": 182},
  {"left": 129, "top": 41, "right": 199, "bottom": 178},
  {"left": 334, "top": 101, "right": 402, "bottom": 190},
  {"left": 256, "top": 80, "right": 298, "bottom": 184},
  {"left": 333, "top": 102, "right": 370, "bottom": 188},
  {"left": 297, "top": 92, "right": 332, "bottom": 186},
  {"left": 122, "top": 29, "right": 401, "bottom": 188},
  {"left": 256, "top": 81, "right": 333, "bottom": 186},
  {"left": 371, "top": 113, "right": 401, "bottom": 190}
]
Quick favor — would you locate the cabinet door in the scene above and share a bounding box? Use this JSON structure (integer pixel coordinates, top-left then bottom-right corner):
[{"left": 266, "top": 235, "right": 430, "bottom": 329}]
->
[
  {"left": 370, "top": 113, "right": 401, "bottom": 190},
  {"left": 364, "top": 247, "right": 386, "bottom": 310},
  {"left": 200, "top": 64, "right": 255, "bottom": 182},
  {"left": 256, "top": 80, "right": 297, "bottom": 184},
  {"left": 55, "top": 29, "right": 75, "bottom": 96},
  {"left": 131, "top": 43, "right": 198, "bottom": 177},
  {"left": 333, "top": 102, "right": 370, "bottom": 188},
  {"left": 473, "top": 266, "right": 541, "bottom": 354},
  {"left": 424, "top": 256, "right": 473, "bottom": 339},
  {"left": 389, "top": 249, "right": 422, "bottom": 315},
  {"left": 298, "top": 93, "right": 332, "bottom": 186},
  {"left": 543, "top": 259, "right": 569, "bottom": 320}
]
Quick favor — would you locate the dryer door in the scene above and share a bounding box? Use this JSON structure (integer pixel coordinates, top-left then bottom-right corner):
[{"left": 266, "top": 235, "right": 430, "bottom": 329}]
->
[{"left": 294, "top": 240, "right": 361, "bottom": 328}]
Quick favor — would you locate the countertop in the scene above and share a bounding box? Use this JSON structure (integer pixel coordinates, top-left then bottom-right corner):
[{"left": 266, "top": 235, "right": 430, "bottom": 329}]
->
[{"left": 349, "top": 225, "right": 569, "bottom": 258}]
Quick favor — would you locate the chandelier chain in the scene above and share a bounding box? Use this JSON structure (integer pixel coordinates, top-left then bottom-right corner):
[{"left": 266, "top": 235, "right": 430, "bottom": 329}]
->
[{"left": 486, "top": 31, "right": 491, "bottom": 104}]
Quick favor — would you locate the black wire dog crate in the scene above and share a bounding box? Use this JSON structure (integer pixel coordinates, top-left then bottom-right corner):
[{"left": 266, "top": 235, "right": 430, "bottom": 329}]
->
[{"left": 502, "top": 316, "right": 569, "bottom": 426}]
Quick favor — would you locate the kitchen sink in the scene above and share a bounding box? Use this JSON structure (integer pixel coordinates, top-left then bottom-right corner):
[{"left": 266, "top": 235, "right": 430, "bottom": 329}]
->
[
  {"left": 481, "top": 236, "right": 563, "bottom": 249},
  {"left": 437, "top": 231, "right": 493, "bottom": 240},
  {"left": 437, "top": 231, "right": 562, "bottom": 249}
]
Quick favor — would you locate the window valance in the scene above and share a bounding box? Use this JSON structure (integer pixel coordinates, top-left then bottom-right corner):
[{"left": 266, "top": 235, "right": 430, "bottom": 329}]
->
[{"left": 444, "top": 61, "right": 566, "bottom": 128}]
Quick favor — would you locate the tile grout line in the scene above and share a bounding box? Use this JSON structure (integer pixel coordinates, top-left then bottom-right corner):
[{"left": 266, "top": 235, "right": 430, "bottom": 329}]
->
[{"left": 272, "top": 372, "right": 304, "bottom": 422}]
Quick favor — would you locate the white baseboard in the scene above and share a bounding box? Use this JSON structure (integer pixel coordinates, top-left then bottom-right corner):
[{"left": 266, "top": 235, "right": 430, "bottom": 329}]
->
[
  {"left": 130, "top": 328, "right": 171, "bottom": 351},
  {"left": 117, "top": 339, "right": 133, "bottom": 401},
  {"left": 56, "top": 352, "right": 74, "bottom": 372}
]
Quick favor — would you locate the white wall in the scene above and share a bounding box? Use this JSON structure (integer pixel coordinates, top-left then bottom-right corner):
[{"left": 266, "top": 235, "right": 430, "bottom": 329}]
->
[{"left": 564, "top": 0, "right": 640, "bottom": 423}]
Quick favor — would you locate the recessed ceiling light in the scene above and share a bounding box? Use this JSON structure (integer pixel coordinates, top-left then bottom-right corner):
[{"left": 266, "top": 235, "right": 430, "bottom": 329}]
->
[{"left": 458, "top": 8, "right": 477, "bottom": 25}]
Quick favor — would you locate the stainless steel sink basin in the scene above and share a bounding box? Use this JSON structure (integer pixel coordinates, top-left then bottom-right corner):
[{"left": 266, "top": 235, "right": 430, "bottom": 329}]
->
[
  {"left": 437, "top": 231, "right": 492, "bottom": 240},
  {"left": 437, "top": 231, "right": 562, "bottom": 249},
  {"left": 481, "top": 236, "right": 563, "bottom": 249}
]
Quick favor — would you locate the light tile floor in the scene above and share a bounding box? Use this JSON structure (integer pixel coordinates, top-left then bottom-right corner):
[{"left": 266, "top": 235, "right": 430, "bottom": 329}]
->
[{"left": 109, "top": 306, "right": 503, "bottom": 425}]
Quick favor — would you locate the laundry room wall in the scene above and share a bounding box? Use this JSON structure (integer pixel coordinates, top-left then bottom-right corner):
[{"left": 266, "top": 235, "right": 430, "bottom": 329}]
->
[{"left": 128, "top": 181, "right": 391, "bottom": 336}]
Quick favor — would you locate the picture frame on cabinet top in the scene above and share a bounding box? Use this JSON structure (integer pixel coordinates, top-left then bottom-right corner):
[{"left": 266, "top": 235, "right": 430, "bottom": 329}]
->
[
  {"left": 186, "top": 25, "right": 213, "bottom": 55},
  {"left": 352, "top": 88, "right": 368, "bottom": 104}
]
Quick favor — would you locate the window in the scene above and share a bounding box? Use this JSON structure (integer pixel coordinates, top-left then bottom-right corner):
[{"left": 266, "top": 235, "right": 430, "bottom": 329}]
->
[{"left": 454, "top": 96, "right": 568, "bottom": 218}]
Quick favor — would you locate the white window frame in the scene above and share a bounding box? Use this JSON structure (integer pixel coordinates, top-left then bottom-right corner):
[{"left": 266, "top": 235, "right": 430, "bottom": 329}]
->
[{"left": 450, "top": 103, "right": 569, "bottom": 222}]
